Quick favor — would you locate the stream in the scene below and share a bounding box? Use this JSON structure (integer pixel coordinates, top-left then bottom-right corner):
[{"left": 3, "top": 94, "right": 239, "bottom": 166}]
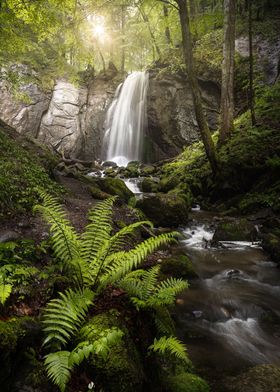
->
[{"left": 174, "top": 210, "right": 280, "bottom": 379}]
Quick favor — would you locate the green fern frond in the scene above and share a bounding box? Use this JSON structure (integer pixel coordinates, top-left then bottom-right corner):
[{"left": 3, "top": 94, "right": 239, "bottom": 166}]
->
[
  {"left": 149, "top": 336, "right": 189, "bottom": 362},
  {"left": 100, "top": 231, "right": 178, "bottom": 287},
  {"left": 44, "top": 351, "right": 71, "bottom": 392},
  {"left": 153, "top": 307, "right": 175, "bottom": 335},
  {"left": 81, "top": 197, "right": 116, "bottom": 265},
  {"left": 147, "top": 278, "right": 188, "bottom": 307},
  {"left": 0, "top": 275, "right": 12, "bottom": 305},
  {"left": 108, "top": 220, "right": 153, "bottom": 254},
  {"left": 34, "top": 191, "right": 80, "bottom": 265},
  {"left": 43, "top": 288, "right": 94, "bottom": 347}
]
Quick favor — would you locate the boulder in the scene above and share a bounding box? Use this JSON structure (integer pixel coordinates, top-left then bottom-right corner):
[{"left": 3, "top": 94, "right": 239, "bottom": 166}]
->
[
  {"left": 90, "top": 177, "right": 134, "bottom": 202},
  {"left": 136, "top": 193, "right": 189, "bottom": 227},
  {"left": 141, "top": 178, "right": 159, "bottom": 193},
  {"left": 262, "top": 232, "right": 280, "bottom": 263},
  {"left": 213, "top": 219, "right": 259, "bottom": 242},
  {"left": 224, "top": 365, "right": 280, "bottom": 392},
  {"left": 167, "top": 372, "right": 210, "bottom": 392},
  {"left": 160, "top": 254, "right": 198, "bottom": 279}
]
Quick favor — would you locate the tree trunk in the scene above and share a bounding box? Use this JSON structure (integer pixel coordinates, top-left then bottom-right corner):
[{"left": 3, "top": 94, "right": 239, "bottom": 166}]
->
[
  {"left": 163, "top": 5, "right": 172, "bottom": 46},
  {"left": 176, "top": 0, "right": 218, "bottom": 174},
  {"left": 248, "top": 0, "right": 256, "bottom": 126},
  {"left": 220, "top": 0, "right": 235, "bottom": 144},
  {"left": 138, "top": 6, "right": 161, "bottom": 59}
]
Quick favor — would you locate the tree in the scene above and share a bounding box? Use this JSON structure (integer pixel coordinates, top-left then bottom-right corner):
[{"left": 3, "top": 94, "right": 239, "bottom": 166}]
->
[
  {"left": 220, "top": 0, "right": 236, "bottom": 144},
  {"left": 175, "top": 0, "right": 218, "bottom": 174},
  {"left": 248, "top": 0, "right": 256, "bottom": 125}
]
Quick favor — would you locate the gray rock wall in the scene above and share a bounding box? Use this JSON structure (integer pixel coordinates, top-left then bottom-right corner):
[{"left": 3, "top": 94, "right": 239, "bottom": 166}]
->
[{"left": 146, "top": 71, "right": 220, "bottom": 161}]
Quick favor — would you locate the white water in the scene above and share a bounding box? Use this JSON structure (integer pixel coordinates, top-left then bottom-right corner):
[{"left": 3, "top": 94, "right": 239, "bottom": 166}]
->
[{"left": 103, "top": 71, "right": 149, "bottom": 166}]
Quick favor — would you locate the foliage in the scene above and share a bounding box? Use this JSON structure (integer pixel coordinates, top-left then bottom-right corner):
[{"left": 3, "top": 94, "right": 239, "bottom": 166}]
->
[
  {"left": 0, "top": 127, "right": 61, "bottom": 216},
  {"left": 149, "top": 336, "right": 189, "bottom": 362},
  {"left": 167, "top": 371, "right": 210, "bottom": 392},
  {"left": 0, "top": 276, "right": 13, "bottom": 305},
  {"left": 35, "top": 192, "right": 187, "bottom": 391}
]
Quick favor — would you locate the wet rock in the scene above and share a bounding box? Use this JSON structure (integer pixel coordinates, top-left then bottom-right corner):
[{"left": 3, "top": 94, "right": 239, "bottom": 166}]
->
[
  {"left": 226, "top": 269, "right": 241, "bottom": 278},
  {"left": 102, "top": 161, "right": 117, "bottom": 168},
  {"left": 262, "top": 232, "right": 280, "bottom": 264},
  {"left": 160, "top": 254, "right": 198, "bottom": 279},
  {"left": 192, "top": 310, "right": 203, "bottom": 319},
  {"left": 0, "top": 231, "right": 20, "bottom": 243},
  {"left": 88, "top": 177, "right": 134, "bottom": 202},
  {"left": 140, "top": 178, "right": 159, "bottom": 193},
  {"left": 136, "top": 193, "right": 189, "bottom": 227},
  {"left": 224, "top": 364, "right": 280, "bottom": 392},
  {"left": 213, "top": 219, "right": 259, "bottom": 242}
]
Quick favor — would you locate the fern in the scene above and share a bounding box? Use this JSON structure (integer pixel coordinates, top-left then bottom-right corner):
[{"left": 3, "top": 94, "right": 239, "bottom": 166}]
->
[
  {"left": 45, "top": 326, "right": 124, "bottom": 392},
  {"left": 153, "top": 307, "right": 175, "bottom": 335},
  {"left": 149, "top": 336, "right": 189, "bottom": 362},
  {"left": 0, "top": 275, "right": 12, "bottom": 305},
  {"left": 44, "top": 351, "right": 71, "bottom": 392},
  {"left": 42, "top": 288, "right": 94, "bottom": 347},
  {"left": 34, "top": 190, "right": 80, "bottom": 265}
]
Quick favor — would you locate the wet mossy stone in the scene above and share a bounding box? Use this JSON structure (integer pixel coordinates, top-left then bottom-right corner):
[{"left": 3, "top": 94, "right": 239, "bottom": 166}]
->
[
  {"left": 213, "top": 218, "right": 258, "bottom": 242},
  {"left": 159, "top": 176, "right": 180, "bottom": 192},
  {"left": 0, "top": 317, "right": 41, "bottom": 391},
  {"left": 224, "top": 365, "right": 280, "bottom": 392},
  {"left": 88, "top": 310, "right": 144, "bottom": 392},
  {"left": 89, "top": 177, "right": 134, "bottom": 202},
  {"left": 142, "top": 165, "right": 156, "bottom": 176},
  {"left": 160, "top": 254, "right": 198, "bottom": 279},
  {"left": 167, "top": 372, "right": 210, "bottom": 392},
  {"left": 89, "top": 185, "right": 111, "bottom": 200},
  {"left": 136, "top": 193, "right": 189, "bottom": 227},
  {"left": 262, "top": 231, "right": 280, "bottom": 263},
  {"left": 141, "top": 178, "right": 159, "bottom": 193}
]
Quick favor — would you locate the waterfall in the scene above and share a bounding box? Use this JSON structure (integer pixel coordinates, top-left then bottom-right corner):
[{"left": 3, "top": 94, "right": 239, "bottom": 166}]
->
[{"left": 103, "top": 71, "right": 149, "bottom": 167}]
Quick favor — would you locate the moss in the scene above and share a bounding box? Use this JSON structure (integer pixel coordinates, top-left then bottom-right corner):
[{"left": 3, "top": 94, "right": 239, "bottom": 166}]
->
[
  {"left": 90, "top": 178, "right": 134, "bottom": 202},
  {"left": 141, "top": 178, "right": 159, "bottom": 193},
  {"left": 160, "top": 254, "right": 197, "bottom": 279},
  {"left": 136, "top": 192, "right": 190, "bottom": 228},
  {"left": 0, "top": 125, "right": 61, "bottom": 216},
  {"left": 167, "top": 372, "right": 210, "bottom": 392},
  {"left": 88, "top": 310, "right": 144, "bottom": 392},
  {"left": 213, "top": 219, "right": 258, "bottom": 242},
  {"left": 262, "top": 232, "right": 280, "bottom": 263},
  {"left": 89, "top": 185, "right": 110, "bottom": 200}
]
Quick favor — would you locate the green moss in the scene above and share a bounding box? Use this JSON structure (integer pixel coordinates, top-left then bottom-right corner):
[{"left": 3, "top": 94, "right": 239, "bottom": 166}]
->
[
  {"left": 141, "top": 178, "right": 159, "bottom": 193},
  {"left": 160, "top": 254, "right": 197, "bottom": 279},
  {"left": 89, "top": 185, "right": 110, "bottom": 200},
  {"left": 0, "top": 126, "right": 61, "bottom": 216},
  {"left": 90, "top": 178, "right": 134, "bottom": 202},
  {"left": 167, "top": 372, "right": 210, "bottom": 392},
  {"left": 88, "top": 310, "right": 144, "bottom": 392}
]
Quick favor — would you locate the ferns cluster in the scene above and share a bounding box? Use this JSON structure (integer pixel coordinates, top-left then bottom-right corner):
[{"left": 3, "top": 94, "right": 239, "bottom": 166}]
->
[{"left": 35, "top": 190, "right": 189, "bottom": 391}]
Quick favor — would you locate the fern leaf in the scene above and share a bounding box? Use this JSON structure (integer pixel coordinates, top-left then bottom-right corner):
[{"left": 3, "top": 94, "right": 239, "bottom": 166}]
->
[
  {"left": 34, "top": 191, "right": 80, "bottom": 265},
  {"left": 43, "top": 288, "right": 94, "bottom": 347},
  {"left": 153, "top": 307, "right": 175, "bottom": 335},
  {"left": 100, "top": 232, "right": 178, "bottom": 287},
  {"left": 44, "top": 351, "right": 71, "bottom": 392},
  {"left": 149, "top": 336, "right": 189, "bottom": 362},
  {"left": 147, "top": 278, "right": 188, "bottom": 307},
  {"left": 0, "top": 276, "right": 12, "bottom": 305},
  {"left": 81, "top": 197, "right": 116, "bottom": 266}
]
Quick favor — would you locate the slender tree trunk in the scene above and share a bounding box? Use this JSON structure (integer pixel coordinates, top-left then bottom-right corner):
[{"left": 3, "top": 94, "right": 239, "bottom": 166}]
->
[
  {"left": 220, "top": 0, "right": 235, "bottom": 144},
  {"left": 138, "top": 6, "right": 161, "bottom": 59},
  {"left": 176, "top": 0, "right": 218, "bottom": 174},
  {"left": 248, "top": 0, "right": 256, "bottom": 125},
  {"left": 163, "top": 5, "right": 172, "bottom": 46},
  {"left": 189, "top": 0, "right": 196, "bottom": 20},
  {"left": 121, "top": 4, "right": 126, "bottom": 74}
]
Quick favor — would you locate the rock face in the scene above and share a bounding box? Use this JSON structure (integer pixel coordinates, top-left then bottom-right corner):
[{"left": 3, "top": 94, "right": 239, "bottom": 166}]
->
[
  {"left": 146, "top": 70, "right": 220, "bottom": 161},
  {"left": 0, "top": 75, "right": 50, "bottom": 138},
  {"left": 235, "top": 36, "right": 280, "bottom": 84},
  {"left": 37, "top": 80, "right": 87, "bottom": 157}
]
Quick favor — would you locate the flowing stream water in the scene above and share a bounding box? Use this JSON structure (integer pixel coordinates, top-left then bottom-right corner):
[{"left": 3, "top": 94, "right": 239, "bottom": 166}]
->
[
  {"left": 174, "top": 211, "right": 280, "bottom": 380},
  {"left": 103, "top": 71, "right": 149, "bottom": 167}
]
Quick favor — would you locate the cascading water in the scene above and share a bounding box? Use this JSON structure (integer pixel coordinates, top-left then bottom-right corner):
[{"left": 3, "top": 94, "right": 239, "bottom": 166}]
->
[{"left": 102, "top": 71, "right": 149, "bottom": 167}]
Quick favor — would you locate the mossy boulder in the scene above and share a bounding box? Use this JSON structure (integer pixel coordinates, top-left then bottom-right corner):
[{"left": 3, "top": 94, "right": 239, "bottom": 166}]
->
[
  {"left": 136, "top": 192, "right": 189, "bottom": 227},
  {"left": 0, "top": 317, "right": 41, "bottom": 391},
  {"left": 167, "top": 372, "right": 210, "bottom": 392},
  {"left": 89, "top": 177, "right": 134, "bottom": 202},
  {"left": 141, "top": 165, "right": 156, "bottom": 176},
  {"left": 141, "top": 178, "right": 159, "bottom": 193},
  {"left": 88, "top": 310, "right": 144, "bottom": 392},
  {"left": 213, "top": 218, "right": 258, "bottom": 242},
  {"left": 160, "top": 254, "right": 198, "bottom": 279},
  {"left": 89, "top": 185, "right": 111, "bottom": 200},
  {"left": 262, "top": 232, "right": 280, "bottom": 263},
  {"left": 224, "top": 365, "right": 280, "bottom": 392},
  {"left": 159, "top": 176, "right": 180, "bottom": 192}
]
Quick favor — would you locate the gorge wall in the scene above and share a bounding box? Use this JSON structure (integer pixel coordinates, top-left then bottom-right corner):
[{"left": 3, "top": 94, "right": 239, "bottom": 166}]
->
[{"left": 0, "top": 34, "right": 278, "bottom": 163}]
